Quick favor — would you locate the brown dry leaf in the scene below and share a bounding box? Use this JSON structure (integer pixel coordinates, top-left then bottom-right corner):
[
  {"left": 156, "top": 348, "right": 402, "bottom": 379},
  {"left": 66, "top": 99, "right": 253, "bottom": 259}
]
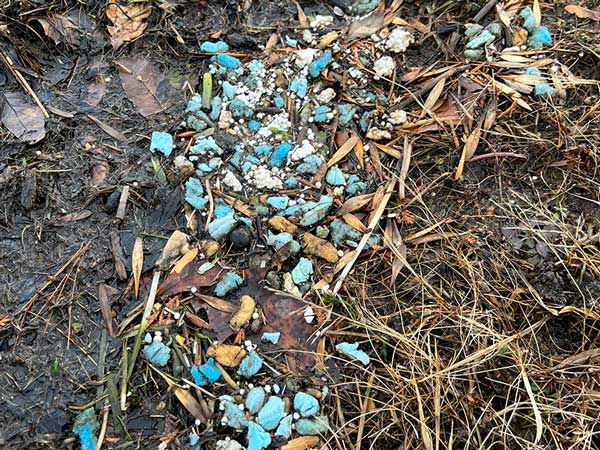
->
[
  {"left": 337, "top": 193, "right": 374, "bottom": 216},
  {"left": 354, "top": 137, "right": 365, "bottom": 169},
  {"left": 421, "top": 78, "right": 446, "bottom": 118},
  {"left": 196, "top": 293, "right": 236, "bottom": 313},
  {"left": 533, "top": 0, "right": 542, "bottom": 26},
  {"left": 98, "top": 284, "right": 114, "bottom": 336},
  {"left": 54, "top": 210, "right": 92, "bottom": 223},
  {"left": 155, "top": 230, "right": 191, "bottom": 270},
  {"left": 1, "top": 92, "right": 46, "bottom": 144},
  {"left": 294, "top": 0, "right": 309, "bottom": 27},
  {"left": 281, "top": 437, "right": 320, "bottom": 450},
  {"left": 373, "top": 143, "right": 401, "bottom": 158},
  {"left": 173, "top": 387, "right": 206, "bottom": 422},
  {"left": 347, "top": 4, "right": 385, "bottom": 40},
  {"left": 87, "top": 114, "right": 128, "bottom": 142},
  {"left": 483, "top": 97, "right": 498, "bottom": 130},
  {"left": 327, "top": 134, "right": 359, "bottom": 167},
  {"left": 85, "top": 80, "right": 107, "bottom": 106},
  {"left": 34, "top": 12, "right": 80, "bottom": 46},
  {"left": 106, "top": 1, "right": 152, "bottom": 49},
  {"left": 171, "top": 247, "right": 198, "bottom": 274},
  {"left": 207, "top": 344, "right": 246, "bottom": 367},
  {"left": 132, "top": 237, "right": 144, "bottom": 298},
  {"left": 117, "top": 57, "right": 165, "bottom": 117},
  {"left": 464, "top": 122, "right": 483, "bottom": 161},
  {"left": 342, "top": 213, "right": 368, "bottom": 233},
  {"left": 565, "top": 5, "right": 600, "bottom": 21},
  {"left": 157, "top": 259, "right": 220, "bottom": 297},
  {"left": 334, "top": 250, "right": 357, "bottom": 274}
]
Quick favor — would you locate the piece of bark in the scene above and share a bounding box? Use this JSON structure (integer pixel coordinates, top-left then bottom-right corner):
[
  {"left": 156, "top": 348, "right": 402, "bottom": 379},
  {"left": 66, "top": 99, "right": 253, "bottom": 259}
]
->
[{"left": 109, "top": 231, "right": 127, "bottom": 280}]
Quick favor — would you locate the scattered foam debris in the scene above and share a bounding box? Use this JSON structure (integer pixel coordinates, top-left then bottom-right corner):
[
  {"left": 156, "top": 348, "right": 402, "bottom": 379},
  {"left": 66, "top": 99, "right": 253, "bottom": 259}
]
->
[
  {"left": 336, "top": 342, "right": 371, "bottom": 366},
  {"left": 73, "top": 408, "right": 98, "bottom": 450}
]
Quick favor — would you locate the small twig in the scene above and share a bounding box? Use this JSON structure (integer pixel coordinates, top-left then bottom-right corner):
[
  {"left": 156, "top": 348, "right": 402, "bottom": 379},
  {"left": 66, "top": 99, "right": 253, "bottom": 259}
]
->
[
  {"left": 116, "top": 185, "right": 130, "bottom": 221},
  {"left": 473, "top": 0, "right": 499, "bottom": 23}
]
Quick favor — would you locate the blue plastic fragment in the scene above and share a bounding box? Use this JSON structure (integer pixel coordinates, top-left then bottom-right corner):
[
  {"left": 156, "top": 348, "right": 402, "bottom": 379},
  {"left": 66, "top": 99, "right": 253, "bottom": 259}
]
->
[
  {"left": 274, "top": 94, "right": 285, "bottom": 108},
  {"left": 336, "top": 341, "right": 371, "bottom": 366},
  {"left": 248, "top": 60, "right": 265, "bottom": 74},
  {"left": 191, "top": 358, "right": 222, "bottom": 386},
  {"left": 237, "top": 351, "right": 263, "bottom": 378},
  {"left": 210, "top": 96, "right": 222, "bottom": 121},
  {"left": 248, "top": 120, "right": 261, "bottom": 131},
  {"left": 519, "top": 7, "right": 537, "bottom": 33},
  {"left": 322, "top": 386, "right": 329, "bottom": 399},
  {"left": 229, "top": 148, "right": 244, "bottom": 169},
  {"left": 267, "top": 196, "right": 289, "bottom": 210},
  {"left": 299, "top": 195, "right": 333, "bottom": 227},
  {"left": 296, "top": 154, "right": 325, "bottom": 175},
  {"left": 275, "top": 414, "right": 293, "bottom": 439},
  {"left": 215, "top": 53, "right": 241, "bottom": 69},
  {"left": 285, "top": 35, "right": 298, "bottom": 47},
  {"left": 291, "top": 257, "right": 314, "bottom": 284},
  {"left": 359, "top": 110, "right": 375, "bottom": 132},
  {"left": 338, "top": 103, "right": 357, "bottom": 125},
  {"left": 189, "top": 432, "right": 200, "bottom": 450},
  {"left": 296, "top": 416, "right": 330, "bottom": 435},
  {"left": 245, "top": 387, "right": 267, "bottom": 414},
  {"left": 222, "top": 81, "right": 238, "bottom": 100},
  {"left": 185, "top": 178, "right": 208, "bottom": 210},
  {"left": 267, "top": 231, "right": 301, "bottom": 254},
  {"left": 257, "top": 396, "right": 285, "bottom": 431},
  {"left": 247, "top": 422, "right": 272, "bottom": 450},
  {"left": 528, "top": 26, "right": 552, "bottom": 49},
  {"left": 223, "top": 399, "right": 248, "bottom": 429},
  {"left": 261, "top": 332, "right": 281, "bottom": 344},
  {"left": 525, "top": 68, "right": 556, "bottom": 96},
  {"left": 214, "top": 272, "right": 243, "bottom": 297},
  {"left": 73, "top": 408, "right": 98, "bottom": 450},
  {"left": 270, "top": 142, "right": 292, "bottom": 167},
  {"left": 309, "top": 50, "right": 332, "bottom": 78},
  {"left": 351, "top": 0, "right": 381, "bottom": 15},
  {"left": 290, "top": 77, "right": 308, "bottom": 98},
  {"left": 294, "top": 392, "right": 320, "bottom": 417},
  {"left": 201, "top": 40, "right": 229, "bottom": 53},
  {"left": 325, "top": 166, "right": 346, "bottom": 186},
  {"left": 214, "top": 204, "right": 235, "bottom": 218},
  {"left": 143, "top": 340, "right": 171, "bottom": 367},
  {"left": 149, "top": 131, "right": 173, "bottom": 157},
  {"left": 254, "top": 144, "right": 272, "bottom": 156},
  {"left": 313, "top": 105, "right": 333, "bottom": 123},
  {"left": 190, "top": 138, "right": 223, "bottom": 155},
  {"left": 285, "top": 176, "right": 299, "bottom": 188},
  {"left": 208, "top": 213, "right": 238, "bottom": 240}
]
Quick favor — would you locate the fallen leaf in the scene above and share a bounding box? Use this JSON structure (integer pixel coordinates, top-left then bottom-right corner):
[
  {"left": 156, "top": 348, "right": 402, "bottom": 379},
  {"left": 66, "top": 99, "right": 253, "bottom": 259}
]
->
[
  {"left": 132, "top": 237, "right": 144, "bottom": 298},
  {"left": 98, "top": 284, "right": 114, "bottom": 336},
  {"left": 337, "top": 193, "right": 374, "bottom": 216},
  {"left": 565, "top": 5, "right": 600, "bottom": 21},
  {"left": 421, "top": 78, "right": 446, "bottom": 118},
  {"left": 342, "top": 213, "right": 368, "bottom": 233},
  {"left": 155, "top": 230, "right": 191, "bottom": 270},
  {"left": 281, "top": 437, "right": 321, "bottom": 450},
  {"left": 207, "top": 344, "right": 247, "bottom": 367},
  {"left": 347, "top": 4, "right": 385, "bottom": 40},
  {"left": 54, "top": 210, "right": 92, "bottom": 223},
  {"left": 157, "top": 260, "right": 220, "bottom": 297},
  {"left": 117, "top": 57, "right": 166, "bottom": 117},
  {"left": 1, "top": 92, "right": 46, "bottom": 143},
  {"left": 34, "top": 11, "right": 82, "bottom": 46},
  {"left": 171, "top": 247, "right": 198, "bottom": 274},
  {"left": 294, "top": 0, "right": 308, "bottom": 27},
  {"left": 85, "top": 80, "right": 107, "bottom": 106},
  {"left": 173, "top": 387, "right": 206, "bottom": 422},
  {"left": 533, "top": 0, "right": 542, "bottom": 27},
  {"left": 195, "top": 293, "right": 236, "bottom": 313},
  {"left": 87, "top": 114, "right": 128, "bottom": 142},
  {"left": 106, "top": 1, "right": 152, "bottom": 49},
  {"left": 327, "top": 134, "right": 359, "bottom": 167}
]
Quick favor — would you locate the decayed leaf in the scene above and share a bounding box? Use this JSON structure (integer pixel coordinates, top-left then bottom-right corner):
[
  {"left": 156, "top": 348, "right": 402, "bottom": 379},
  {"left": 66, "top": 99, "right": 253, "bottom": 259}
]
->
[
  {"left": 229, "top": 295, "right": 256, "bottom": 331},
  {"left": 98, "top": 284, "right": 114, "bottom": 336},
  {"left": 132, "top": 237, "right": 144, "bottom": 298},
  {"left": 173, "top": 387, "right": 206, "bottom": 422},
  {"left": 334, "top": 250, "right": 357, "bottom": 274},
  {"left": 294, "top": 0, "right": 308, "bottom": 27},
  {"left": 157, "top": 260, "right": 220, "bottom": 297},
  {"left": 155, "top": 230, "right": 191, "bottom": 270},
  {"left": 354, "top": 137, "right": 365, "bottom": 168},
  {"left": 421, "top": 78, "right": 446, "bottom": 118},
  {"left": 171, "top": 247, "right": 198, "bottom": 274},
  {"left": 337, "top": 193, "right": 374, "bottom": 216},
  {"left": 342, "top": 213, "right": 367, "bottom": 232},
  {"left": 207, "top": 344, "right": 247, "bottom": 367},
  {"left": 565, "top": 5, "right": 600, "bottom": 21},
  {"left": 106, "top": 1, "right": 152, "bottom": 49},
  {"left": 197, "top": 293, "right": 236, "bottom": 313},
  {"left": 1, "top": 92, "right": 46, "bottom": 143},
  {"left": 347, "top": 4, "right": 385, "bottom": 40},
  {"left": 281, "top": 437, "right": 320, "bottom": 450},
  {"left": 327, "top": 134, "right": 359, "bottom": 167},
  {"left": 34, "top": 12, "right": 81, "bottom": 46},
  {"left": 87, "top": 114, "right": 128, "bottom": 142},
  {"left": 117, "top": 57, "right": 166, "bottom": 117},
  {"left": 533, "top": 0, "right": 542, "bottom": 27}
]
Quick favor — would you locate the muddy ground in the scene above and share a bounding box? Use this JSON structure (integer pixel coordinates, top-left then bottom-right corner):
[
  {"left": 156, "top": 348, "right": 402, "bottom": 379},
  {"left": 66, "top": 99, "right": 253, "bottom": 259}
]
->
[{"left": 1, "top": 1, "right": 600, "bottom": 449}]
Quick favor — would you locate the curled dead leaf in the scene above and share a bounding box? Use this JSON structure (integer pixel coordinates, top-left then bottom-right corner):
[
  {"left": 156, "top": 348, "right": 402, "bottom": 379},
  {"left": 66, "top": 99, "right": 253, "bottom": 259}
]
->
[
  {"left": 156, "top": 230, "right": 192, "bottom": 270},
  {"left": 106, "top": 1, "right": 152, "bottom": 49},
  {"left": 207, "top": 344, "right": 247, "bottom": 367},
  {"left": 229, "top": 295, "right": 255, "bottom": 331}
]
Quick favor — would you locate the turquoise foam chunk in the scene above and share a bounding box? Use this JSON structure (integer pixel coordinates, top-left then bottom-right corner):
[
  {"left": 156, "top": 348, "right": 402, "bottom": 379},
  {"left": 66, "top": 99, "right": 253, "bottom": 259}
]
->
[
  {"left": 274, "top": 94, "right": 285, "bottom": 108},
  {"left": 222, "top": 81, "right": 238, "bottom": 100},
  {"left": 248, "top": 60, "right": 265, "bottom": 74},
  {"left": 190, "top": 138, "right": 223, "bottom": 155},
  {"left": 284, "top": 203, "right": 304, "bottom": 216},
  {"left": 267, "top": 231, "right": 300, "bottom": 253},
  {"left": 261, "top": 332, "right": 281, "bottom": 344},
  {"left": 486, "top": 22, "right": 502, "bottom": 38},
  {"left": 214, "top": 272, "right": 243, "bottom": 297},
  {"left": 208, "top": 214, "right": 238, "bottom": 240},
  {"left": 520, "top": 7, "right": 537, "bottom": 33},
  {"left": 254, "top": 144, "right": 272, "bottom": 156},
  {"left": 215, "top": 53, "right": 241, "bottom": 69},
  {"left": 229, "top": 98, "right": 254, "bottom": 118},
  {"left": 346, "top": 174, "right": 367, "bottom": 195},
  {"left": 314, "top": 105, "right": 333, "bottom": 123},
  {"left": 529, "top": 26, "right": 552, "bottom": 49},
  {"left": 464, "top": 49, "right": 485, "bottom": 60},
  {"left": 299, "top": 195, "right": 333, "bottom": 227},
  {"left": 186, "top": 94, "right": 203, "bottom": 113},
  {"left": 257, "top": 396, "right": 285, "bottom": 431},
  {"left": 329, "top": 218, "right": 381, "bottom": 248},
  {"left": 256, "top": 205, "right": 270, "bottom": 216},
  {"left": 223, "top": 399, "right": 248, "bottom": 429},
  {"left": 237, "top": 351, "right": 263, "bottom": 378},
  {"left": 247, "top": 422, "right": 271, "bottom": 450},
  {"left": 197, "top": 163, "right": 213, "bottom": 173},
  {"left": 359, "top": 110, "right": 375, "bottom": 132},
  {"left": 198, "top": 262, "right": 214, "bottom": 275},
  {"left": 350, "top": 0, "right": 381, "bottom": 15},
  {"left": 336, "top": 341, "right": 371, "bottom": 366},
  {"left": 296, "top": 416, "right": 330, "bottom": 436},
  {"left": 290, "top": 77, "right": 308, "bottom": 98},
  {"left": 325, "top": 166, "right": 346, "bottom": 186},
  {"left": 296, "top": 154, "right": 325, "bottom": 175},
  {"left": 286, "top": 176, "right": 299, "bottom": 188},
  {"left": 191, "top": 358, "right": 222, "bottom": 386},
  {"left": 248, "top": 120, "right": 261, "bottom": 131},
  {"left": 209, "top": 157, "right": 222, "bottom": 168},
  {"left": 187, "top": 115, "right": 207, "bottom": 132},
  {"left": 466, "top": 29, "right": 495, "bottom": 49},
  {"left": 185, "top": 178, "right": 208, "bottom": 210},
  {"left": 338, "top": 103, "right": 357, "bottom": 125},
  {"left": 285, "top": 35, "right": 298, "bottom": 47},
  {"left": 275, "top": 415, "right": 293, "bottom": 439},
  {"left": 189, "top": 432, "right": 200, "bottom": 450},
  {"left": 322, "top": 386, "right": 329, "bottom": 399},
  {"left": 291, "top": 257, "right": 313, "bottom": 284},
  {"left": 309, "top": 50, "right": 332, "bottom": 78},
  {"left": 73, "top": 408, "right": 98, "bottom": 450},
  {"left": 464, "top": 23, "right": 484, "bottom": 39},
  {"left": 143, "top": 340, "right": 171, "bottom": 367},
  {"left": 149, "top": 131, "right": 173, "bottom": 157},
  {"left": 229, "top": 149, "right": 244, "bottom": 169},
  {"left": 214, "top": 204, "right": 235, "bottom": 218},
  {"left": 270, "top": 142, "right": 292, "bottom": 167},
  {"left": 201, "top": 40, "right": 229, "bottom": 53},
  {"left": 267, "top": 196, "right": 289, "bottom": 210},
  {"left": 294, "top": 392, "right": 320, "bottom": 417},
  {"left": 245, "top": 387, "right": 266, "bottom": 414},
  {"left": 534, "top": 83, "right": 556, "bottom": 96},
  {"left": 210, "top": 96, "right": 222, "bottom": 120}
]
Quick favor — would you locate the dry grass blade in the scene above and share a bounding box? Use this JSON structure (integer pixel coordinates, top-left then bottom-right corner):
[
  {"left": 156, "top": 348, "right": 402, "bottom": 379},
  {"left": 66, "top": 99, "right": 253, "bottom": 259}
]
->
[
  {"left": 520, "top": 364, "right": 543, "bottom": 445},
  {"left": 132, "top": 237, "right": 143, "bottom": 299},
  {"left": 328, "top": 134, "right": 359, "bottom": 167},
  {"left": 533, "top": 0, "right": 541, "bottom": 27},
  {"left": 413, "top": 380, "right": 434, "bottom": 450},
  {"left": 173, "top": 387, "right": 207, "bottom": 423},
  {"left": 421, "top": 78, "right": 445, "bottom": 118},
  {"left": 98, "top": 284, "right": 114, "bottom": 336},
  {"left": 342, "top": 213, "right": 368, "bottom": 232},
  {"left": 398, "top": 136, "right": 412, "bottom": 200}
]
